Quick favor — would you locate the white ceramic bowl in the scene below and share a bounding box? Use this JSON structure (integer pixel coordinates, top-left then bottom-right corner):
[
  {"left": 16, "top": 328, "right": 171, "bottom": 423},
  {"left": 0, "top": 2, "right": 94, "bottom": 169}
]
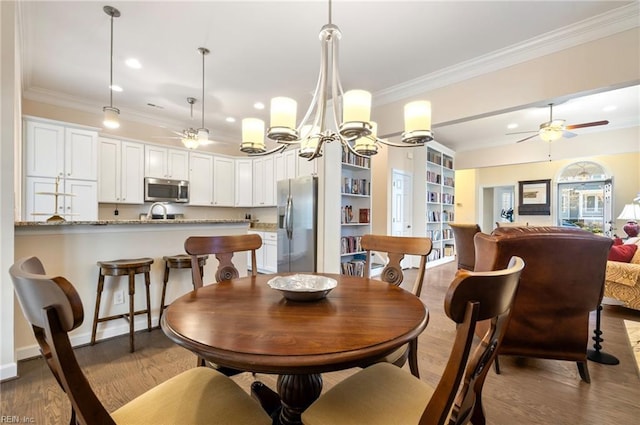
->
[{"left": 267, "top": 274, "right": 337, "bottom": 301}]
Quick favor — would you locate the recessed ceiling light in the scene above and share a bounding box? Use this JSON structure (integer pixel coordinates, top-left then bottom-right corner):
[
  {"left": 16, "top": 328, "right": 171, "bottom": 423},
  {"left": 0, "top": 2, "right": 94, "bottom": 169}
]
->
[
  {"left": 226, "top": 117, "right": 236, "bottom": 123},
  {"left": 507, "top": 123, "right": 518, "bottom": 129},
  {"left": 254, "top": 102, "right": 265, "bottom": 110},
  {"left": 110, "top": 84, "right": 123, "bottom": 92},
  {"left": 125, "top": 58, "right": 142, "bottom": 69},
  {"left": 603, "top": 105, "right": 617, "bottom": 112}
]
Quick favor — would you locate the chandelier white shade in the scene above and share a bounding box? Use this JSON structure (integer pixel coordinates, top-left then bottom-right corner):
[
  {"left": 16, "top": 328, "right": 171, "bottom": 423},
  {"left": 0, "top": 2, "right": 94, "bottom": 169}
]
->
[
  {"left": 102, "top": 6, "right": 120, "bottom": 129},
  {"left": 240, "top": 0, "right": 432, "bottom": 160}
]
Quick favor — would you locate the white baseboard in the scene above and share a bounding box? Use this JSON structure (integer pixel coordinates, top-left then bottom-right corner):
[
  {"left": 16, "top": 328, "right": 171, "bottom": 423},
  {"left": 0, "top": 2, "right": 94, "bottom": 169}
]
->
[{"left": 0, "top": 362, "right": 18, "bottom": 381}]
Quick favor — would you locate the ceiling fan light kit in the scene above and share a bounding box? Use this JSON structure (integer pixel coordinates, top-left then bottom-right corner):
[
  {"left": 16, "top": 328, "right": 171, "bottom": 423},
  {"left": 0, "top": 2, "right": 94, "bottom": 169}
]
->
[
  {"left": 239, "top": 0, "right": 433, "bottom": 160},
  {"left": 102, "top": 5, "right": 121, "bottom": 129}
]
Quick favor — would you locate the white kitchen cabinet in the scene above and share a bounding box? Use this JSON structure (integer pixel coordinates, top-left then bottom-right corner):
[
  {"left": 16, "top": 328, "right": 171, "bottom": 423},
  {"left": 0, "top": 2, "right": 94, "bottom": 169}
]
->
[
  {"left": 247, "top": 230, "right": 277, "bottom": 274},
  {"left": 25, "top": 176, "right": 97, "bottom": 222},
  {"left": 188, "top": 152, "right": 214, "bottom": 206},
  {"left": 24, "top": 119, "right": 97, "bottom": 181},
  {"left": 297, "top": 150, "right": 317, "bottom": 177},
  {"left": 275, "top": 149, "right": 297, "bottom": 183},
  {"left": 144, "top": 145, "right": 189, "bottom": 180},
  {"left": 252, "top": 156, "right": 275, "bottom": 207},
  {"left": 98, "top": 137, "right": 144, "bottom": 204},
  {"left": 213, "top": 156, "right": 235, "bottom": 206},
  {"left": 235, "top": 159, "right": 253, "bottom": 207}
]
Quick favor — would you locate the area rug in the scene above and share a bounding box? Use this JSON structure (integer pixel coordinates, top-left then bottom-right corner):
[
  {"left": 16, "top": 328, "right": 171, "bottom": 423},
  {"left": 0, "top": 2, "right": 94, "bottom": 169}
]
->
[{"left": 623, "top": 320, "right": 640, "bottom": 378}]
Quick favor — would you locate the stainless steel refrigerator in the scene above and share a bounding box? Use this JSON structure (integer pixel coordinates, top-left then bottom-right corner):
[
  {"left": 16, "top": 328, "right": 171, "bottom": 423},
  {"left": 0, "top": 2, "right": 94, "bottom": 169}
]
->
[{"left": 277, "top": 175, "right": 318, "bottom": 272}]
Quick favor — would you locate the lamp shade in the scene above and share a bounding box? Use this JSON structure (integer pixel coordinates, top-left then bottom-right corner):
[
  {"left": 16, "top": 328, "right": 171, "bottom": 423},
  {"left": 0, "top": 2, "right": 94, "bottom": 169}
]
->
[
  {"left": 618, "top": 204, "right": 640, "bottom": 220},
  {"left": 103, "top": 106, "right": 120, "bottom": 129},
  {"left": 404, "top": 101, "right": 431, "bottom": 133},
  {"left": 241, "top": 118, "right": 265, "bottom": 153},
  {"left": 270, "top": 97, "right": 297, "bottom": 129},
  {"left": 343, "top": 90, "right": 371, "bottom": 123}
]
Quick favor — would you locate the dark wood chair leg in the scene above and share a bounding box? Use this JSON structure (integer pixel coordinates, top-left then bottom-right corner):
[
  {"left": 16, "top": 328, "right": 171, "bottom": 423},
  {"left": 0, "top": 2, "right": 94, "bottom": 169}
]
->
[
  {"left": 159, "top": 263, "right": 169, "bottom": 324},
  {"left": 577, "top": 361, "right": 591, "bottom": 383},
  {"left": 128, "top": 271, "right": 135, "bottom": 353},
  {"left": 90, "top": 272, "right": 104, "bottom": 345},
  {"left": 408, "top": 338, "right": 420, "bottom": 378},
  {"left": 493, "top": 356, "right": 501, "bottom": 374},
  {"left": 144, "top": 271, "right": 152, "bottom": 331}
]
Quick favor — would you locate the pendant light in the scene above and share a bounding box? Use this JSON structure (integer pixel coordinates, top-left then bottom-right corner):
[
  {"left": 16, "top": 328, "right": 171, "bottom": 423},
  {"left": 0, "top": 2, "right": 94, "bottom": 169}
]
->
[
  {"left": 102, "top": 6, "right": 121, "bottom": 129},
  {"left": 196, "top": 47, "right": 210, "bottom": 143}
]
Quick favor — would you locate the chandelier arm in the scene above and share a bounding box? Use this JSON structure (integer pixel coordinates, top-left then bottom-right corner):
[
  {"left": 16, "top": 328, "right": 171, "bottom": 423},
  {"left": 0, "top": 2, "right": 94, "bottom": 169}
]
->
[
  {"left": 375, "top": 136, "right": 427, "bottom": 148},
  {"left": 316, "top": 31, "right": 331, "bottom": 136},
  {"left": 331, "top": 31, "right": 345, "bottom": 134},
  {"left": 248, "top": 143, "right": 288, "bottom": 157},
  {"left": 296, "top": 29, "right": 331, "bottom": 136}
]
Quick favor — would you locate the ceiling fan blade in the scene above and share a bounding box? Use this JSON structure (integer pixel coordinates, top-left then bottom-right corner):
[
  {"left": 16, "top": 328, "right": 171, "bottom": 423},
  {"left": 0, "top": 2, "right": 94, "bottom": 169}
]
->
[
  {"left": 506, "top": 130, "right": 537, "bottom": 135},
  {"left": 171, "top": 130, "right": 187, "bottom": 137},
  {"left": 563, "top": 131, "right": 578, "bottom": 138},
  {"left": 565, "top": 120, "right": 609, "bottom": 130},
  {"left": 515, "top": 134, "right": 539, "bottom": 144}
]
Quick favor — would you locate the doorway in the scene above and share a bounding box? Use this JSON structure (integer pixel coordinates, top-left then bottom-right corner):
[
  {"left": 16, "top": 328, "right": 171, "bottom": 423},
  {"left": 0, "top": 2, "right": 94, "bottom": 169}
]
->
[
  {"left": 481, "top": 185, "right": 515, "bottom": 231},
  {"left": 391, "top": 169, "right": 413, "bottom": 268}
]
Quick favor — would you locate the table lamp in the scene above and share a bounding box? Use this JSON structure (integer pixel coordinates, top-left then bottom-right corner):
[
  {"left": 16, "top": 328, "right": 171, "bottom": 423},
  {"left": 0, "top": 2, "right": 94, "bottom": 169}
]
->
[{"left": 618, "top": 203, "right": 640, "bottom": 238}]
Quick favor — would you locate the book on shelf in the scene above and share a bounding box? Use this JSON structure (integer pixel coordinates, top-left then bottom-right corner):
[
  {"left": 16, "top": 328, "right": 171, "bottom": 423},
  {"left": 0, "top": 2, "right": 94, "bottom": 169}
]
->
[
  {"left": 340, "top": 236, "right": 363, "bottom": 254},
  {"left": 341, "top": 259, "right": 366, "bottom": 276},
  {"left": 359, "top": 208, "right": 370, "bottom": 224},
  {"left": 444, "top": 243, "right": 455, "bottom": 257},
  {"left": 342, "top": 145, "right": 371, "bottom": 168}
]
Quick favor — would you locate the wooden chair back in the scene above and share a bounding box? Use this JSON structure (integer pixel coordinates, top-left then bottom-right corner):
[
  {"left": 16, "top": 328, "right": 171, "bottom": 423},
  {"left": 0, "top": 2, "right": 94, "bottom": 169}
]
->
[
  {"left": 10, "top": 256, "right": 116, "bottom": 425},
  {"left": 449, "top": 223, "right": 482, "bottom": 271},
  {"left": 360, "top": 234, "right": 432, "bottom": 296},
  {"left": 421, "top": 256, "right": 524, "bottom": 425},
  {"left": 184, "top": 234, "right": 262, "bottom": 288}
]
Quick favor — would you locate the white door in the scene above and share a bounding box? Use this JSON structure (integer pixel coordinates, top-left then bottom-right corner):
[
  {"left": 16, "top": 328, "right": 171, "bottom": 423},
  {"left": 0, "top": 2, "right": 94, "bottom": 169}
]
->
[{"left": 391, "top": 170, "right": 413, "bottom": 268}]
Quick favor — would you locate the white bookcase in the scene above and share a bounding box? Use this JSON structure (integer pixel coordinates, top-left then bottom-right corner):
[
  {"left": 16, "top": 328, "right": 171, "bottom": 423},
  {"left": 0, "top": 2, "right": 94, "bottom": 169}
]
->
[
  {"left": 425, "top": 143, "right": 455, "bottom": 267},
  {"left": 340, "top": 146, "right": 372, "bottom": 276}
]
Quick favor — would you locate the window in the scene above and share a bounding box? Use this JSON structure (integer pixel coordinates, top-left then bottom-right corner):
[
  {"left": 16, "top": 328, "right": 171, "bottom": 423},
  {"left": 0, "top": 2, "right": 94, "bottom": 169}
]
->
[{"left": 557, "top": 161, "right": 612, "bottom": 235}]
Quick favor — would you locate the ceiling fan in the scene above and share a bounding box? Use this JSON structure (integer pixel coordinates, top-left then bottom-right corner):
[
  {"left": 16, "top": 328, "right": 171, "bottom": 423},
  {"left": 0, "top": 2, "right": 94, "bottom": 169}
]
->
[
  {"left": 508, "top": 103, "right": 609, "bottom": 143},
  {"left": 156, "top": 97, "right": 217, "bottom": 148}
]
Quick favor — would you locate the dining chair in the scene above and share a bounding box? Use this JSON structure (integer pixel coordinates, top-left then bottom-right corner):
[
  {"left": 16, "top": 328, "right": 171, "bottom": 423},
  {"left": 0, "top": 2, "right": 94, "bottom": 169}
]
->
[
  {"left": 359, "top": 234, "right": 432, "bottom": 377},
  {"left": 184, "top": 233, "right": 262, "bottom": 289},
  {"left": 184, "top": 233, "right": 262, "bottom": 370},
  {"left": 449, "top": 223, "right": 482, "bottom": 271},
  {"left": 9, "top": 256, "right": 271, "bottom": 425},
  {"left": 301, "top": 256, "right": 525, "bottom": 425}
]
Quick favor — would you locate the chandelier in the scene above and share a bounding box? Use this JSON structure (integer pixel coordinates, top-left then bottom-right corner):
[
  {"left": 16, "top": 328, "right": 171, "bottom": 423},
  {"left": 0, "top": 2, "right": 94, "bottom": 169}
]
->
[{"left": 240, "top": 0, "right": 433, "bottom": 160}]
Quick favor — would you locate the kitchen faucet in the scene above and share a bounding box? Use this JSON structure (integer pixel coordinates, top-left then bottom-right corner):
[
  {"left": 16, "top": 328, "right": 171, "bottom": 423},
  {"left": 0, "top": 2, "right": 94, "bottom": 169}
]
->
[{"left": 146, "top": 202, "right": 167, "bottom": 220}]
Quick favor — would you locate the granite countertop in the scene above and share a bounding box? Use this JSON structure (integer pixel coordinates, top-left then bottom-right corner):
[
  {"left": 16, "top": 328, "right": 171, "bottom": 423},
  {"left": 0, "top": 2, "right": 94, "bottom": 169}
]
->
[
  {"left": 249, "top": 222, "right": 278, "bottom": 232},
  {"left": 15, "top": 219, "right": 250, "bottom": 227}
]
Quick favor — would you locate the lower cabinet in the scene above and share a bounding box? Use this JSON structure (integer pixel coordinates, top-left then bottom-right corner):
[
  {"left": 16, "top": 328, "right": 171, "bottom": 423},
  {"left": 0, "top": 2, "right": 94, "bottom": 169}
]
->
[{"left": 248, "top": 230, "right": 277, "bottom": 274}]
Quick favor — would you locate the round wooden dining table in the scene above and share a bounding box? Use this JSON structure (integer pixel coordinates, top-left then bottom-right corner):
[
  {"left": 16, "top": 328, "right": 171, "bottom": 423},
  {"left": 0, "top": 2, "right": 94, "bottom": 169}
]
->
[{"left": 161, "top": 272, "right": 429, "bottom": 425}]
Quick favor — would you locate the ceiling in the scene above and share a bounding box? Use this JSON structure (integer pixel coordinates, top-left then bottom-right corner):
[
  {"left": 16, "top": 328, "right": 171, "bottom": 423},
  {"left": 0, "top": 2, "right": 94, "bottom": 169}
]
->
[{"left": 19, "top": 1, "right": 639, "bottom": 153}]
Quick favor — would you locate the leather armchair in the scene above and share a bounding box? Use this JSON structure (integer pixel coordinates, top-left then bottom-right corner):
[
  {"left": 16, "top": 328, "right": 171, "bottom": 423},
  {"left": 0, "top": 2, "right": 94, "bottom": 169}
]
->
[
  {"left": 474, "top": 226, "right": 612, "bottom": 383},
  {"left": 449, "top": 223, "right": 481, "bottom": 271}
]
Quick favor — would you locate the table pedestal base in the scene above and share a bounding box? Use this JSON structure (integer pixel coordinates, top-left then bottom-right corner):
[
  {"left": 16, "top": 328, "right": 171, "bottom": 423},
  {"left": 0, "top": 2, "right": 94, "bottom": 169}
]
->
[{"left": 251, "top": 374, "right": 323, "bottom": 425}]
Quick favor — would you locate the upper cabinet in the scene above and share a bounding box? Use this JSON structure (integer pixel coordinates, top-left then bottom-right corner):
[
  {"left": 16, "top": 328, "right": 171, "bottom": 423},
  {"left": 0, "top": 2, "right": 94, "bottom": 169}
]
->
[
  {"left": 25, "top": 119, "right": 97, "bottom": 181},
  {"left": 275, "top": 149, "right": 298, "bottom": 182},
  {"left": 98, "top": 137, "right": 144, "bottom": 204},
  {"left": 235, "top": 159, "right": 253, "bottom": 207},
  {"left": 23, "top": 117, "right": 98, "bottom": 221},
  {"left": 188, "top": 151, "right": 215, "bottom": 206},
  {"left": 144, "top": 145, "right": 189, "bottom": 180},
  {"left": 252, "top": 156, "right": 275, "bottom": 207},
  {"left": 213, "top": 156, "right": 235, "bottom": 206}
]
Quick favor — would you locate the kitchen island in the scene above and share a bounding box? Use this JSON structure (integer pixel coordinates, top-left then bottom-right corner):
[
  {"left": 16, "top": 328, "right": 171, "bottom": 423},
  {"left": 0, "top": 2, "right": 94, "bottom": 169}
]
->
[{"left": 14, "top": 219, "right": 250, "bottom": 360}]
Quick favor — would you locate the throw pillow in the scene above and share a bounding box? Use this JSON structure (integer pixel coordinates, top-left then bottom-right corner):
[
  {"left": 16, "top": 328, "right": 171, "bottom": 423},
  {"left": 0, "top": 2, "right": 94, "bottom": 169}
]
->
[
  {"left": 608, "top": 244, "right": 638, "bottom": 263},
  {"left": 613, "top": 237, "right": 623, "bottom": 246}
]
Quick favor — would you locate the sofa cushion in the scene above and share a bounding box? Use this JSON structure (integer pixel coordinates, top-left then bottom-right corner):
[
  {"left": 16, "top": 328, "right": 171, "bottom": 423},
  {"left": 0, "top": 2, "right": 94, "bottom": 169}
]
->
[{"left": 608, "top": 244, "right": 638, "bottom": 263}]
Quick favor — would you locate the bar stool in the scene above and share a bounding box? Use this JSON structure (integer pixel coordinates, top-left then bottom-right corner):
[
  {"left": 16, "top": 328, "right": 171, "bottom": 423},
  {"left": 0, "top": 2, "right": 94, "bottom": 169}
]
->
[
  {"left": 91, "top": 258, "right": 154, "bottom": 353},
  {"left": 159, "top": 254, "right": 208, "bottom": 323}
]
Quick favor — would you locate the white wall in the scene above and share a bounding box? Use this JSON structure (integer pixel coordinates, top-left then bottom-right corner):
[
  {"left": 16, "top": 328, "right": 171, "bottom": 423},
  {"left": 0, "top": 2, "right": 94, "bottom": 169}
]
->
[{"left": 1, "top": 0, "right": 18, "bottom": 381}]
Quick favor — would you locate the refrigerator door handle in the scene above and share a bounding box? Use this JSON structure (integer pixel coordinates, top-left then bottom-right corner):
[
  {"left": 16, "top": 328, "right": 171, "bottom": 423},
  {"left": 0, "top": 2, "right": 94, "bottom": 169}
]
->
[{"left": 285, "top": 195, "right": 293, "bottom": 240}]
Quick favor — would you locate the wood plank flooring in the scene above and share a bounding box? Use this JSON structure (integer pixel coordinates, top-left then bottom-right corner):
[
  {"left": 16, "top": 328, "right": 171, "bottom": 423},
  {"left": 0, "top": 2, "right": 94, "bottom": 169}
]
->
[{"left": 2, "top": 261, "right": 639, "bottom": 424}]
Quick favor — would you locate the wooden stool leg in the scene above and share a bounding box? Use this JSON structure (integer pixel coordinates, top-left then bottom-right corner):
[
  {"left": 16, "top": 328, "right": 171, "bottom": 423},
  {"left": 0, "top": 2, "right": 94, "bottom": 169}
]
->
[
  {"left": 144, "top": 271, "right": 152, "bottom": 332},
  {"left": 128, "top": 270, "right": 135, "bottom": 353},
  {"left": 159, "top": 262, "right": 169, "bottom": 324},
  {"left": 91, "top": 271, "right": 105, "bottom": 345}
]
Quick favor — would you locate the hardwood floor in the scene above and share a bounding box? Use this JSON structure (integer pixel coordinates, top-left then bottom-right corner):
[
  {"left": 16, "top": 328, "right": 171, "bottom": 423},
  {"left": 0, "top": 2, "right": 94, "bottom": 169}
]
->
[{"left": 2, "top": 261, "right": 639, "bottom": 424}]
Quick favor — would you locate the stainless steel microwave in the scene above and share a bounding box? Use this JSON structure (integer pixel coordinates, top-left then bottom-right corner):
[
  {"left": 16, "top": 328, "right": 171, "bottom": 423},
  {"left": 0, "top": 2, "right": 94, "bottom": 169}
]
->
[{"left": 144, "top": 178, "right": 189, "bottom": 203}]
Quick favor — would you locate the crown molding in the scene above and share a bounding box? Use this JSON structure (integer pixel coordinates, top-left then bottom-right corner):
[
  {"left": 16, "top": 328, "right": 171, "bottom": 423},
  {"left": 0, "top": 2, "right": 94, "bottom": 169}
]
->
[{"left": 374, "top": 2, "right": 640, "bottom": 106}]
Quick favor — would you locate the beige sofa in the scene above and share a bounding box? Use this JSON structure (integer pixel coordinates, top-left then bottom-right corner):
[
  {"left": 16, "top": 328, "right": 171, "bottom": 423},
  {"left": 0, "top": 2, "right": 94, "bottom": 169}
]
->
[{"left": 604, "top": 237, "right": 640, "bottom": 311}]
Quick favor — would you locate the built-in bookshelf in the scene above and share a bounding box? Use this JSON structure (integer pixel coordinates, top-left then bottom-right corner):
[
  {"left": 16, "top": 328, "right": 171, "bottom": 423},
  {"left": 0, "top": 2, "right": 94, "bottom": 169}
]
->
[
  {"left": 340, "top": 146, "right": 371, "bottom": 276},
  {"left": 426, "top": 143, "right": 456, "bottom": 267}
]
